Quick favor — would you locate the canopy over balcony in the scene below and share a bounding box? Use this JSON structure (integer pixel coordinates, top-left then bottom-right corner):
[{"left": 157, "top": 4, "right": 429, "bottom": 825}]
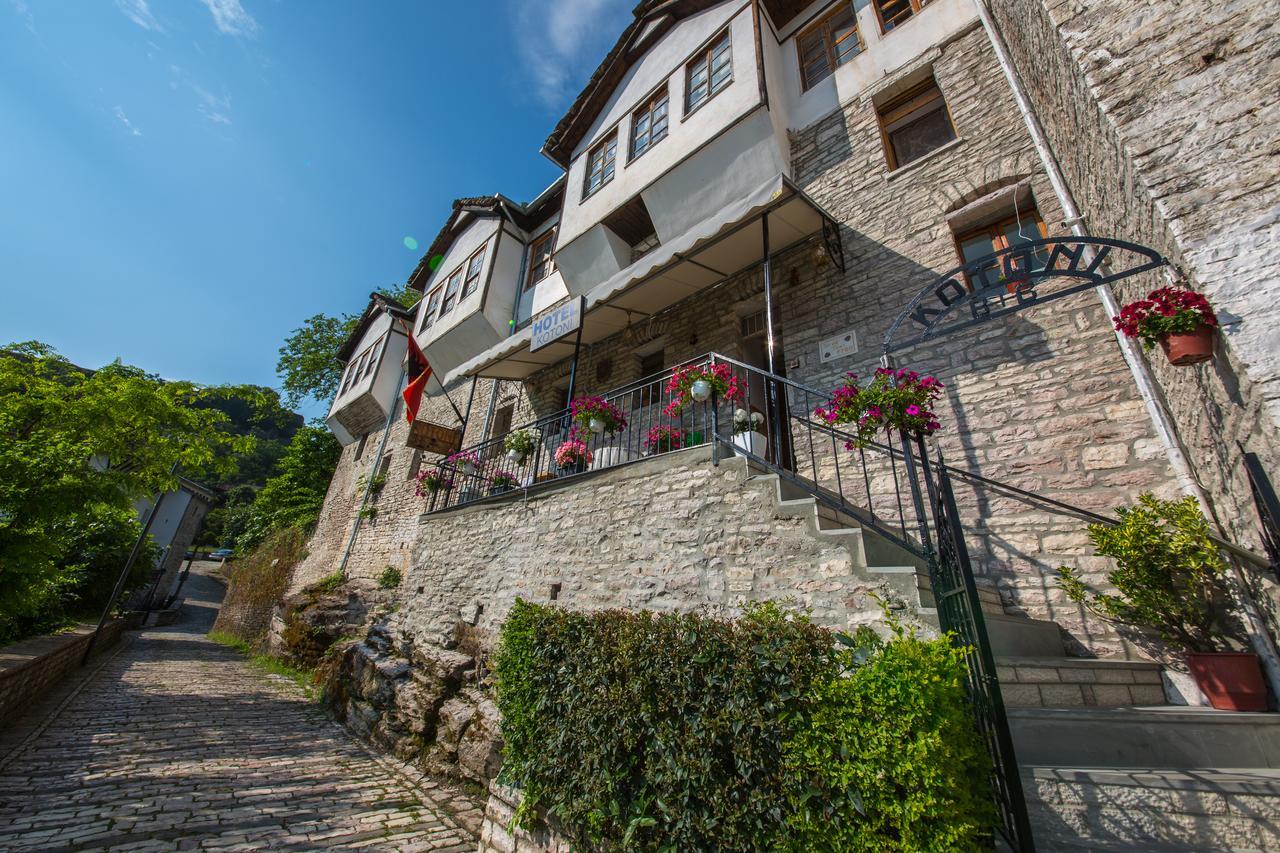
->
[{"left": 440, "top": 174, "right": 842, "bottom": 385}]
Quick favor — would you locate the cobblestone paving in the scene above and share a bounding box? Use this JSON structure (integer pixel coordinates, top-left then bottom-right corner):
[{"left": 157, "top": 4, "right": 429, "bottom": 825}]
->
[{"left": 0, "top": 564, "right": 479, "bottom": 851}]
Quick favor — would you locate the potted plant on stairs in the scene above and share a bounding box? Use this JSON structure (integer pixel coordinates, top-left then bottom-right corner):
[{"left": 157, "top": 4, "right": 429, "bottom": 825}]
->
[
  {"left": 731, "top": 408, "right": 766, "bottom": 457},
  {"left": 1057, "top": 493, "right": 1267, "bottom": 711},
  {"left": 1113, "top": 287, "right": 1219, "bottom": 366}
]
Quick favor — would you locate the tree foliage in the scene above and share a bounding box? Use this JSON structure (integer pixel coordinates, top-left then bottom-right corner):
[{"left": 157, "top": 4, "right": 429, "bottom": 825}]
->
[
  {"left": 233, "top": 425, "right": 341, "bottom": 551},
  {"left": 276, "top": 284, "right": 422, "bottom": 409},
  {"left": 0, "top": 342, "right": 249, "bottom": 641}
]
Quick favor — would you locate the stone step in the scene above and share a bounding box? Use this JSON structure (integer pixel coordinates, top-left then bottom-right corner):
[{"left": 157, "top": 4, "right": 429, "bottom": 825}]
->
[
  {"left": 998, "top": 657, "right": 1166, "bottom": 708},
  {"left": 987, "top": 614, "right": 1066, "bottom": 658},
  {"left": 1009, "top": 706, "right": 1280, "bottom": 770},
  {"left": 1023, "top": 766, "right": 1280, "bottom": 851}
]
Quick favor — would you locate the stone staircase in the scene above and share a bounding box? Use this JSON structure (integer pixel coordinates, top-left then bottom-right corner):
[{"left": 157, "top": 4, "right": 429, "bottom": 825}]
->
[{"left": 738, "top": 452, "right": 1280, "bottom": 850}]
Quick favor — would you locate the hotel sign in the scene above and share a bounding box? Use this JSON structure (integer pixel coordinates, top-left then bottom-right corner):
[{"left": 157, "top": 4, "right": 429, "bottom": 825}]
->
[{"left": 530, "top": 296, "right": 585, "bottom": 353}]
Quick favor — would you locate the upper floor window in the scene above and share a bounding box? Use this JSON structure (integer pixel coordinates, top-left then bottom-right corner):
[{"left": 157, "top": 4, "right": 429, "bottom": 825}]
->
[
  {"left": 420, "top": 285, "right": 443, "bottom": 331},
  {"left": 873, "top": 0, "right": 931, "bottom": 33},
  {"left": 686, "top": 30, "right": 732, "bottom": 114},
  {"left": 461, "top": 243, "right": 487, "bottom": 299},
  {"left": 954, "top": 206, "right": 1049, "bottom": 291},
  {"left": 630, "top": 86, "right": 670, "bottom": 160},
  {"left": 876, "top": 78, "right": 956, "bottom": 170},
  {"left": 798, "top": 3, "right": 862, "bottom": 90},
  {"left": 527, "top": 228, "right": 557, "bottom": 290},
  {"left": 438, "top": 266, "right": 465, "bottom": 316},
  {"left": 584, "top": 133, "right": 618, "bottom": 199},
  {"left": 361, "top": 335, "right": 384, "bottom": 378}
]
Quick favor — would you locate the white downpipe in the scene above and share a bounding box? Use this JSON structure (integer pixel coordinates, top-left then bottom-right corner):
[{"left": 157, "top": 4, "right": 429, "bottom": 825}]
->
[{"left": 971, "top": 0, "right": 1280, "bottom": 696}]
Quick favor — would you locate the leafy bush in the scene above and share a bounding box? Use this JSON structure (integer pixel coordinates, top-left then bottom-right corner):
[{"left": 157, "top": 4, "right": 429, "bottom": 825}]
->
[
  {"left": 211, "top": 526, "right": 307, "bottom": 652},
  {"left": 783, "top": 623, "right": 994, "bottom": 851},
  {"left": 378, "top": 565, "right": 401, "bottom": 589},
  {"left": 493, "top": 601, "right": 995, "bottom": 850},
  {"left": 1057, "top": 493, "right": 1238, "bottom": 652},
  {"left": 312, "top": 571, "right": 344, "bottom": 594}
]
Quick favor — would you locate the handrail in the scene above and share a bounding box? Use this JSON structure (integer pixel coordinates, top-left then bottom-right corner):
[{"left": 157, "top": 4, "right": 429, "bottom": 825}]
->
[{"left": 707, "top": 352, "right": 1274, "bottom": 571}]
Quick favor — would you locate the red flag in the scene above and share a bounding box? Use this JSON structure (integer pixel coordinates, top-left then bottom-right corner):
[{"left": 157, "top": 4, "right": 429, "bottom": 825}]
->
[{"left": 400, "top": 321, "right": 432, "bottom": 425}]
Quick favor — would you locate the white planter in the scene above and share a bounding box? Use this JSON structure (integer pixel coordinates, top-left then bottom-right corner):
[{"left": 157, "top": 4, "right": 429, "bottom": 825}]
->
[
  {"left": 505, "top": 448, "right": 526, "bottom": 464},
  {"left": 589, "top": 417, "right": 606, "bottom": 434},
  {"left": 690, "top": 379, "right": 712, "bottom": 402},
  {"left": 589, "top": 445, "right": 633, "bottom": 471},
  {"left": 459, "top": 462, "right": 476, "bottom": 476},
  {"left": 731, "top": 431, "right": 767, "bottom": 458}
]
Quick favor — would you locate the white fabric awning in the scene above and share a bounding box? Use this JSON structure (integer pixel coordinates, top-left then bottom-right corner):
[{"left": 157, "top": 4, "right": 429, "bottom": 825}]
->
[{"left": 440, "top": 174, "right": 838, "bottom": 385}]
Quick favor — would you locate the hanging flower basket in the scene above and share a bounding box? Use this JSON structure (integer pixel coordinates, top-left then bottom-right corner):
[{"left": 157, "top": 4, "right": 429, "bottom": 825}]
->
[
  {"left": 570, "top": 396, "right": 627, "bottom": 436},
  {"left": 663, "top": 362, "right": 743, "bottom": 416},
  {"left": 643, "top": 424, "right": 684, "bottom": 455},
  {"left": 415, "top": 467, "right": 453, "bottom": 496},
  {"left": 814, "top": 368, "right": 944, "bottom": 449},
  {"left": 1114, "top": 287, "right": 1218, "bottom": 366},
  {"left": 503, "top": 429, "right": 536, "bottom": 464},
  {"left": 488, "top": 472, "right": 520, "bottom": 496}
]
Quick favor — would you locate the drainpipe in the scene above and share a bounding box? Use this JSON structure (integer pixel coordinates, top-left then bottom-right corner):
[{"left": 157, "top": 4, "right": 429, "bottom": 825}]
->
[{"left": 971, "top": 0, "right": 1280, "bottom": 696}]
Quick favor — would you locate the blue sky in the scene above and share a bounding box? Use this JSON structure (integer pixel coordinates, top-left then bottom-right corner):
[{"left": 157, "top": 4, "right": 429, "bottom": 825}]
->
[{"left": 1, "top": 0, "right": 631, "bottom": 415}]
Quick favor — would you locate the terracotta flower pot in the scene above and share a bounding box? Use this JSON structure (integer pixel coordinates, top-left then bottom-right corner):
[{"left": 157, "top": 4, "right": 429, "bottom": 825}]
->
[
  {"left": 1159, "top": 324, "right": 1215, "bottom": 366},
  {"left": 1187, "top": 652, "right": 1267, "bottom": 711}
]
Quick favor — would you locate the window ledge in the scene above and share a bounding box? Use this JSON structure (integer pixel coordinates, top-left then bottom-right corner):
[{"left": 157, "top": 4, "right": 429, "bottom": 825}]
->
[{"left": 885, "top": 137, "right": 966, "bottom": 181}]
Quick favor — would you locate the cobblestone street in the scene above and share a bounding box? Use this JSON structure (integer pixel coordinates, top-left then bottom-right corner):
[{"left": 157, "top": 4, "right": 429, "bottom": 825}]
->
[{"left": 0, "top": 564, "right": 480, "bottom": 851}]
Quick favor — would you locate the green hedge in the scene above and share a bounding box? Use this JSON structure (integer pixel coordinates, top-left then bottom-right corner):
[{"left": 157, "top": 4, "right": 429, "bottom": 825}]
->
[{"left": 494, "top": 600, "right": 993, "bottom": 851}]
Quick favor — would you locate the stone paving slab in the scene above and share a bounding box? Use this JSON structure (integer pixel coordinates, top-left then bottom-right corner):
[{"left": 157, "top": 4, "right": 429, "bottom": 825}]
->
[{"left": 0, "top": 565, "right": 477, "bottom": 852}]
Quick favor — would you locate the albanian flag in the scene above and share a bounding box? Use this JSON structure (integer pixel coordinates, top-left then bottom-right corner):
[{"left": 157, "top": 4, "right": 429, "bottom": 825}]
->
[{"left": 400, "top": 320, "right": 432, "bottom": 425}]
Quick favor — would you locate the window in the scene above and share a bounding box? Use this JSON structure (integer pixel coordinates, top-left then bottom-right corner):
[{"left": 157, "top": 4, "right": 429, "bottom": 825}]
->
[
  {"left": 954, "top": 207, "right": 1049, "bottom": 291},
  {"left": 873, "top": 0, "right": 931, "bottom": 32},
  {"left": 361, "top": 335, "right": 383, "bottom": 378},
  {"left": 583, "top": 133, "right": 617, "bottom": 199},
  {"left": 686, "top": 29, "right": 732, "bottom": 114},
  {"left": 377, "top": 453, "right": 392, "bottom": 480},
  {"left": 340, "top": 362, "right": 356, "bottom": 394},
  {"left": 408, "top": 448, "right": 424, "bottom": 480},
  {"left": 527, "top": 229, "right": 556, "bottom": 290},
  {"left": 420, "top": 286, "right": 443, "bottom": 331},
  {"left": 798, "top": 3, "right": 862, "bottom": 90},
  {"left": 634, "top": 349, "right": 666, "bottom": 408},
  {"left": 876, "top": 78, "right": 956, "bottom": 169},
  {"left": 354, "top": 433, "right": 369, "bottom": 461},
  {"left": 487, "top": 403, "right": 514, "bottom": 458},
  {"left": 438, "top": 266, "right": 465, "bottom": 316},
  {"left": 461, "top": 244, "right": 487, "bottom": 299},
  {"left": 603, "top": 196, "right": 659, "bottom": 264},
  {"left": 630, "top": 86, "right": 670, "bottom": 160}
]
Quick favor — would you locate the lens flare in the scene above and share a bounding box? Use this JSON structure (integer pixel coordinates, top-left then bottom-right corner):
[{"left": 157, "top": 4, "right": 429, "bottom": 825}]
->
[
  {"left": 403, "top": 236, "right": 419, "bottom": 251},
  {"left": 428, "top": 254, "right": 444, "bottom": 271}
]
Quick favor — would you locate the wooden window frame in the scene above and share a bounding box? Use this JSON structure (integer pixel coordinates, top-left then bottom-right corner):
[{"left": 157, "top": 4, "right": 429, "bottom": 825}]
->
[
  {"left": 583, "top": 132, "right": 618, "bottom": 200},
  {"left": 952, "top": 206, "right": 1049, "bottom": 291},
  {"left": 526, "top": 228, "right": 557, "bottom": 291},
  {"left": 629, "top": 85, "right": 670, "bottom": 161},
  {"left": 420, "top": 285, "right": 444, "bottom": 331},
  {"left": 438, "top": 266, "right": 465, "bottom": 317},
  {"left": 872, "top": 0, "right": 930, "bottom": 34},
  {"left": 684, "top": 28, "right": 733, "bottom": 116},
  {"left": 461, "top": 243, "right": 487, "bottom": 299},
  {"left": 796, "top": 2, "right": 863, "bottom": 91},
  {"left": 876, "top": 77, "right": 956, "bottom": 170}
]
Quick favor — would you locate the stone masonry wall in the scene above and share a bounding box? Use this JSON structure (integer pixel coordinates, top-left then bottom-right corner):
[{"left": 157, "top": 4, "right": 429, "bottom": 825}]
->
[
  {"left": 0, "top": 621, "right": 125, "bottom": 727},
  {"left": 290, "top": 376, "right": 534, "bottom": 595},
  {"left": 988, "top": 0, "right": 1280, "bottom": 557}
]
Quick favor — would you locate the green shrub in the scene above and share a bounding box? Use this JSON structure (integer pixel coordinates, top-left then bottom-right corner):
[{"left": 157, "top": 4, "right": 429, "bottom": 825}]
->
[
  {"left": 1057, "top": 493, "right": 1237, "bottom": 652},
  {"left": 378, "top": 565, "right": 402, "bottom": 589},
  {"left": 493, "top": 601, "right": 996, "bottom": 851},
  {"left": 495, "top": 601, "right": 836, "bottom": 850},
  {"left": 783, "top": 622, "right": 994, "bottom": 851},
  {"left": 312, "top": 571, "right": 344, "bottom": 594}
]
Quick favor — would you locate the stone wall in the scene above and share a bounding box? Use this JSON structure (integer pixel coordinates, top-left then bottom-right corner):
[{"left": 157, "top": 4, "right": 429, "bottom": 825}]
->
[
  {"left": 988, "top": 0, "right": 1280, "bottom": 555},
  {"left": 0, "top": 621, "right": 125, "bottom": 726}
]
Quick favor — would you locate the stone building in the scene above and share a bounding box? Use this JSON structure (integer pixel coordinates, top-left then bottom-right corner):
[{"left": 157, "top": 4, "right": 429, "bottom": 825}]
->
[{"left": 277, "top": 1, "right": 1280, "bottom": 847}]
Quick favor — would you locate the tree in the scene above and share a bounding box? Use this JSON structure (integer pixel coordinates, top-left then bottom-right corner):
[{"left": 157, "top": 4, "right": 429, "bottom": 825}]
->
[
  {"left": 235, "top": 425, "right": 342, "bottom": 550},
  {"left": 0, "top": 342, "right": 249, "bottom": 638},
  {"left": 276, "top": 284, "right": 422, "bottom": 409}
]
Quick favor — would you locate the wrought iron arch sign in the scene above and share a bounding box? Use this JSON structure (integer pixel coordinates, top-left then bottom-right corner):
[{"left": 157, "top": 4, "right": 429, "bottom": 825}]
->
[{"left": 882, "top": 237, "right": 1170, "bottom": 355}]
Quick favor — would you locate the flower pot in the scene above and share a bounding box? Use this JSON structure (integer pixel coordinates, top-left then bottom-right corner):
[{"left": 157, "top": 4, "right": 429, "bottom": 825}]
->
[
  {"left": 589, "top": 417, "right": 606, "bottom": 434},
  {"left": 559, "top": 460, "right": 587, "bottom": 475},
  {"left": 690, "top": 379, "right": 712, "bottom": 402},
  {"left": 589, "top": 445, "right": 632, "bottom": 471},
  {"left": 505, "top": 448, "right": 526, "bottom": 464},
  {"left": 1159, "top": 324, "right": 1215, "bottom": 366},
  {"left": 1187, "top": 652, "right": 1267, "bottom": 711},
  {"left": 489, "top": 484, "right": 514, "bottom": 496},
  {"left": 731, "top": 430, "right": 767, "bottom": 458},
  {"left": 459, "top": 461, "right": 477, "bottom": 476}
]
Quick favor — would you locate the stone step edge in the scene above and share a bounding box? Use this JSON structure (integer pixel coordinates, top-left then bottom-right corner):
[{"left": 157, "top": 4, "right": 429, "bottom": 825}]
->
[
  {"left": 1008, "top": 706, "right": 1280, "bottom": 724},
  {"left": 999, "top": 656, "right": 1162, "bottom": 670},
  {"left": 1023, "top": 765, "right": 1280, "bottom": 794}
]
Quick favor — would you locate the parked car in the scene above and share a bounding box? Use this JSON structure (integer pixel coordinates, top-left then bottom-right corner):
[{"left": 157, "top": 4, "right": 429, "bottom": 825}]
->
[{"left": 210, "top": 548, "right": 234, "bottom": 561}]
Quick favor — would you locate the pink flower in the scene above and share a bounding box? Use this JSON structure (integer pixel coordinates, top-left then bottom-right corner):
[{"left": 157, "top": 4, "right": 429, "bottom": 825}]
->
[{"left": 905, "top": 404, "right": 921, "bottom": 417}]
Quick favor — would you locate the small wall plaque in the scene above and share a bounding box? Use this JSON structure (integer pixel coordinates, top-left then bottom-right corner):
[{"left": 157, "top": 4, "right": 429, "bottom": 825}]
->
[{"left": 820, "top": 329, "right": 859, "bottom": 363}]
